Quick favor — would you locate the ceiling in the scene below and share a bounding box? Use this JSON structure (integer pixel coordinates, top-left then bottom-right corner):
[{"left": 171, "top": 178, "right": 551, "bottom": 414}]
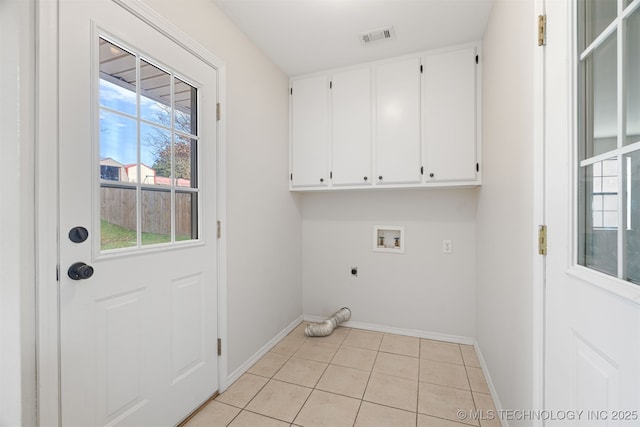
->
[{"left": 214, "top": 0, "right": 494, "bottom": 76}]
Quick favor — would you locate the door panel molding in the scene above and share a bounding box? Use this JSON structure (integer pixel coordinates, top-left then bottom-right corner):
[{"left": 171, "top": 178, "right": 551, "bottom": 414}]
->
[{"left": 571, "top": 331, "right": 620, "bottom": 414}]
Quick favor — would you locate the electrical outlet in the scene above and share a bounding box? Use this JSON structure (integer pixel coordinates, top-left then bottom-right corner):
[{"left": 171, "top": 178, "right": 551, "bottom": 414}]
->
[{"left": 442, "top": 240, "right": 452, "bottom": 254}]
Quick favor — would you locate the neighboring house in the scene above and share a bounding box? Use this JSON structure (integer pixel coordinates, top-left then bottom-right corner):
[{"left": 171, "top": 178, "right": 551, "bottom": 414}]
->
[
  {"left": 123, "top": 163, "right": 156, "bottom": 184},
  {"left": 99, "top": 157, "right": 126, "bottom": 181},
  {"left": 100, "top": 159, "right": 190, "bottom": 186},
  {"left": 154, "top": 176, "right": 191, "bottom": 187}
]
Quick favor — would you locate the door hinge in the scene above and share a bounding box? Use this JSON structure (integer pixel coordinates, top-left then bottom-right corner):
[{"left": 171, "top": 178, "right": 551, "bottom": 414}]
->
[
  {"left": 420, "top": 166, "right": 424, "bottom": 175},
  {"left": 330, "top": 171, "right": 333, "bottom": 179},
  {"left": 476, "top": 163, "right": 480, "bottom": 172},
  {"left": 329, "top": 81, "right": 332, "bottom": 89},
  {"left": 290, "top": 173, "right": 293, "bottom": 181},
  {"left": 217, "top": 220, "right": 221, "bottom": 239},
  {"left": 217, "top": 338, "right": 222, "bottom": 356},
  {"left": 538, "top": 15, "right": 547, "bottom": 46},
  {"left": 56, "top": 265, "right": 60, "bottom": 281},
  {"left": 290, "top": 88, "right": 293, "bottom": 95},
  {"left": 216, "top": 103, "right": 221, "bottom": 121},
  {"left": 420, "top": 64, "right": 423, "bottom": 73},
  {"left": 475, "top": 55, "right": 479, "bottom": 64},
  {"left": 538, "top": 225, "right": 547, "bottom": 255}
]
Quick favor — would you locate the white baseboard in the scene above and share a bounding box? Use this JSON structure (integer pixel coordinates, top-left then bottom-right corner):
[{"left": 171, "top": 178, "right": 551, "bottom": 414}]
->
[
  {"left": 225, "top": 315, "right": 303, "bottom": 387},
  {"left": 303, "top": 315, "right": 474, "bottom": 345},
  {"left": 473, "top": 341, "right": 507, "bottom": 427}
]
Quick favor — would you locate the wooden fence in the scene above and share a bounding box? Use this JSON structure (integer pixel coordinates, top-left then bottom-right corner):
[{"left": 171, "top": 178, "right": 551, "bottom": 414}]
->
[{"left": 101, "top": 186, "right": 195, "bottom": 238}]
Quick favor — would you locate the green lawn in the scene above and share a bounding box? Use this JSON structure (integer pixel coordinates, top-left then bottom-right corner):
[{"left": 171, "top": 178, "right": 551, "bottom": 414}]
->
[{"left": 101, "top": 220, "right": 190, "bottom": 250}]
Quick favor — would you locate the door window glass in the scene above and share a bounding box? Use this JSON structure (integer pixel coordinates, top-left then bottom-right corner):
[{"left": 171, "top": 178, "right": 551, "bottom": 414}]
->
[
  {"left": 579, "top": 159, "right": 618, "bottom": 276},
  {"left": 140, "top": 60, "right": 171, "bottom": 126},
  {"left": 98, "top": 37, "right": 200, "bottom": 251},
  {"left": 581, "top": 0, "right": 617, "bottom": 49},
  {"left": 625, "top": 151, "right": 640, "bottom": 283},
  {"left": 578, "top": 3, "right": 640, "bottom": 284},
  {"left": 583, "top": 34, "right": 617, "bottom": 158},
  {"left": 174, "top": 77, "right": 196, "bottom": 134},
  {"left": 627, "top": 9, "right": 640, "bottom": 146}
]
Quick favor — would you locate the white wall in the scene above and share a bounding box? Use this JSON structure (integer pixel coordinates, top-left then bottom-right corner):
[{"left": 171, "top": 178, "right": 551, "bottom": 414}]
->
[
  {"left": 142, "top": 0, "right": 303, "bottom": 376},
  {"left": 0, "top": 1, "right": 36, "bottom": 425},
  {"left": 303, "top": 189, "right": 476, "bottom": 340},
  {"left": 476, "top": 0, "right": 535, "bottom": 422}
]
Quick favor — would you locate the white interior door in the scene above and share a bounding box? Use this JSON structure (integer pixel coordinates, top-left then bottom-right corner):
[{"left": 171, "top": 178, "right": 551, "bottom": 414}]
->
[
  {"left": 58, "top": 1, "right": 218, "bottom": 425},
  {"left": 543, "top": 0, "right": 640, "bottom": 424}
]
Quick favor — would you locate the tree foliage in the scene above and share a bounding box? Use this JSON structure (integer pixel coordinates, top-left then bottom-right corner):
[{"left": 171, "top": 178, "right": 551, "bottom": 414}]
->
[
  {"left": 152, "top": 140, "right": 191, "bottom": 180},
  {"left": 145, "top": 105, "right": 194, "bottom": 181}
]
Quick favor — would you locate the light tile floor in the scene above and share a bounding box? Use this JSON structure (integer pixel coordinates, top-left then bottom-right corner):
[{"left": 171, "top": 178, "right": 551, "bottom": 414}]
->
[{"left": 185, "top": 323, "right": 500, "bottom": 427}]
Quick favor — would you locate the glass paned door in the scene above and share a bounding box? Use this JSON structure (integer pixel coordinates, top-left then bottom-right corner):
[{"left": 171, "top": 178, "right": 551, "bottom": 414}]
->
[
  {"left": 578, "top": 1, "right": 640, "bottom": 284},
  {"left": 58, "top": 4, "right": 219, "bottom": 423},
  {"left": 98, "top": 37, "right": 200, "bottom": 251}
]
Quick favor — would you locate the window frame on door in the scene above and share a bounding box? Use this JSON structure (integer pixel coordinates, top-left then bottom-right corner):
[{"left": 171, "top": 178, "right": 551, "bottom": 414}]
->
[
  {"left": 95, "top": 33, "right": 203, "bottom": 256},
  {"left": 576, "top": 0, "right": 640, "bottom": 287}
]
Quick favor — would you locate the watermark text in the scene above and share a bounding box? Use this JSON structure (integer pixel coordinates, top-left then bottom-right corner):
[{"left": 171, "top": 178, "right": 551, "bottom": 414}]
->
[{"left": 456, "top": 409, "right": 639, "bottom": 422}]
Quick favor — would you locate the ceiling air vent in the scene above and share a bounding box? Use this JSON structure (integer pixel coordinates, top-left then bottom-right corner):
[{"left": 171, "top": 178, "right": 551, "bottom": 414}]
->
[{"left": 360, "top": 26, "right": 395, "bottom": 46}]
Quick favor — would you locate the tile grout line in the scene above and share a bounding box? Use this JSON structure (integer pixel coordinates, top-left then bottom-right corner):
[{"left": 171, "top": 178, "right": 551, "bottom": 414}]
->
[
  {"left": 211, "top": 328, "right": 496, "bottom": 427},
  {"left": 415, "top": 344, "right": 420, "bottom": 422},
  {"left": 349, "top": 330, "right": 382, "bottom": 427},
  {"left": 289, "top": 326, "right": 348, "bottom": 425},
  {"left": 269, "top": 329, "right": 311, "bottom": 425},
  {"left": 226, "top": 324, "right": 309, "bottom": 426}
]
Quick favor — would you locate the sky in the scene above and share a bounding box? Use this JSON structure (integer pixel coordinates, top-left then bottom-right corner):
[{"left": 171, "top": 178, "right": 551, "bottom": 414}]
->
[{"left": 99, "top": 78, "right": 173, "bottom": 168}]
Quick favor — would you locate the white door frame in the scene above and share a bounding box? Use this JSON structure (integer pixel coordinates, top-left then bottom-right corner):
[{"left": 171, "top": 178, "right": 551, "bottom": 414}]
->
[
  {"left": 533, "top": 0, "right": 575, "bottom": 423},
  {"left": 35, "top": 1, "right": 228, "bottom": 425},
  {"left": 533, "top": 0, "right": 576, "bottom": 423},
  {"left": 532, "top": 0, "right": 547, "bottom": 425}
]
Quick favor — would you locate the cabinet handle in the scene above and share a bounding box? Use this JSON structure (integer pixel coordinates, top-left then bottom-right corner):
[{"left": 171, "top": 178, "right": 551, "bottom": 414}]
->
[
  {"left": 364, "top": 176, "right": 368, "bottom": 181},
  {"left": 378, "top": 176, "right": 383, "bottom": 181},
  {"left": 429, "top": 173, "right": 434, "bottom": 178},
  {"left": 320, "top": 178, "right": 324, "bottom": 183}
]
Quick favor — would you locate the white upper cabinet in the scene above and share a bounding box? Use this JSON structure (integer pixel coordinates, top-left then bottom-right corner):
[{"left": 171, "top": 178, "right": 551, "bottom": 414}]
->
[
  {"left": 375, "top": 57, "right": 422, "bottom": 185},
  {"left": 290, "top": 75, "right": 329, "bottom": 187},
  {"left": 331, "top": 67, "right": 372, "bottom": 186},
  {"left": 289, "top": 42, "right": 481, "bottom": 191},
  {"left": 422, "top": 46, "right": 478, "bottom": 182}
]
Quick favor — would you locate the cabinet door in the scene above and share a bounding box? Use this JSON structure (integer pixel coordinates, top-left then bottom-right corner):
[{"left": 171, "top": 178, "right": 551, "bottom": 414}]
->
[
  {"left": 423, "top": 47, "right": 477, "bottom": 182},
  {"left": 291, "top": 75, "right": 329, "bottom": 187},
  {"left": 331, "top": 68, "right": 372, "bottom": 186},
  {"left": 375, "top": 57, "right": 422, "bottom": 185}
]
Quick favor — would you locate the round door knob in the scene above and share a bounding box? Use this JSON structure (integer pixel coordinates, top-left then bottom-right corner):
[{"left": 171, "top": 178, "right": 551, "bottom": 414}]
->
[
  {"left": 320, "top": 178, "right": 324, "bottom": 183},
  {"left": 429, "top": 173, "right": 434, "bottom": 178},
  {"left": 378, "top": 176, "right": 383, "bottom": 181},
  {"left": 68, "top": 262, "right": 94, "bottom": 280},
  {"left": 364, "top": 176, "right": 368, "bottom": 181}
]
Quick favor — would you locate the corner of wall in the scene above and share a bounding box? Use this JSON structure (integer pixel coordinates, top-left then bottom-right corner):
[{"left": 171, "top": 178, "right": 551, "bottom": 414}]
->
[{"left": 476, "top": 0, "right": 536, "bottom": 421}]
